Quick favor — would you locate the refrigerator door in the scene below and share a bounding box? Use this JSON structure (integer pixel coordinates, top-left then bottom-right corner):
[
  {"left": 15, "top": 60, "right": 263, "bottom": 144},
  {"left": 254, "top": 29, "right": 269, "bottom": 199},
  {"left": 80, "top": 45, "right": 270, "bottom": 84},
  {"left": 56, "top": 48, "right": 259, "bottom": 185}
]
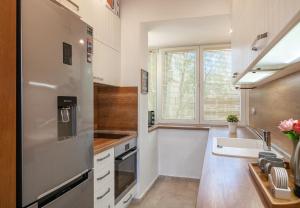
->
[
  {"left": 21, "top": 0, "right": 93, "bottom": 206},
  {"left": 27, "top": 171, "right": 93, "bottom": 208}
]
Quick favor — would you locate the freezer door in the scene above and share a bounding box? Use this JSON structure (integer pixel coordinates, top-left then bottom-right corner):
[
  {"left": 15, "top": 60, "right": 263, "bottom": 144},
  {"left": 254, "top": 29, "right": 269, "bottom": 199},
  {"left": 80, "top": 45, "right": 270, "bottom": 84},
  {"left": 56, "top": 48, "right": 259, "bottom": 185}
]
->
[
  {"left": 21, "top": 0, "right": 93, "bottom": 206},
  {"left": 27, "top": 171, "right": 93, "bottom": 208}
]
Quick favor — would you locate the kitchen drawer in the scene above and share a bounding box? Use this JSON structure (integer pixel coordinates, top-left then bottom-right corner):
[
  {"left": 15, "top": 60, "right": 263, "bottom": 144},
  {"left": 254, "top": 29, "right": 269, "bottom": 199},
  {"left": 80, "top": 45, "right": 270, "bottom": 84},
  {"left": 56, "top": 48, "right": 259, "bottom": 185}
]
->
[
  {"left": 94, "top": 148, "right": 114, "bottom": 170},
  {"left": 94, "top": 166, "right": 114, "bottom": 192},
  {"left": 115, "top": 185, "right": 137, "bottom": 208},
  {"left": 94, "top": 186, "right": 114, "bottom": 208}
]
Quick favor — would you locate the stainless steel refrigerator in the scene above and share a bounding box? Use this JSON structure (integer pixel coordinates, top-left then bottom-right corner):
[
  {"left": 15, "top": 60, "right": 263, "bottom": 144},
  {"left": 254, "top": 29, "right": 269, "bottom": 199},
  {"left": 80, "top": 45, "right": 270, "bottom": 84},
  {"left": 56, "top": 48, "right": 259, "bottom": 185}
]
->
[{"left": 19, "top": 0, "right": 94, "bottom": 207}]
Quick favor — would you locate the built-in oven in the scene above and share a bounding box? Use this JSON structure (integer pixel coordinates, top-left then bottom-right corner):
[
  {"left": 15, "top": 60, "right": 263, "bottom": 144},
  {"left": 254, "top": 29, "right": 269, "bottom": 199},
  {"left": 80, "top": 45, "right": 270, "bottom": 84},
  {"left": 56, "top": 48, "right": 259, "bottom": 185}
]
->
[{"left": 114, "top": 138, "right": 137, "bottom": 204}]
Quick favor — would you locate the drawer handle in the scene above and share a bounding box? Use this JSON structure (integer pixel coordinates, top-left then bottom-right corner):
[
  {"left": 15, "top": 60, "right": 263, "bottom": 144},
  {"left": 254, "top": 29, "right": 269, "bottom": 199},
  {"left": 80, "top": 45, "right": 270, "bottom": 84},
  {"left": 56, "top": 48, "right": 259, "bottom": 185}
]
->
[
  {"left": 97, "top": 188, "right": 111, "bottom": 200},
  {"left": 251, "top": 32, "right": 268, "bottom": 51},
  {"left": 97, "top": 170, "right": 111, "bottom": 181},
  {"left": 123, "top": 194, "right": 133, "bottom": 204},
  {"left": 97, "top": 153, "right": 110, "bottom": 162}
]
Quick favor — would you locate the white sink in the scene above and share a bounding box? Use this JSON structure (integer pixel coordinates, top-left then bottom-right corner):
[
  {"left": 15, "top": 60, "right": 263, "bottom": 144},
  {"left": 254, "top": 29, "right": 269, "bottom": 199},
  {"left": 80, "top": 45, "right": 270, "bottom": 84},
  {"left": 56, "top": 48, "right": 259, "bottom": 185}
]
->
[{"left": 212, "top": 137, "right": 283, "bottom": 159}]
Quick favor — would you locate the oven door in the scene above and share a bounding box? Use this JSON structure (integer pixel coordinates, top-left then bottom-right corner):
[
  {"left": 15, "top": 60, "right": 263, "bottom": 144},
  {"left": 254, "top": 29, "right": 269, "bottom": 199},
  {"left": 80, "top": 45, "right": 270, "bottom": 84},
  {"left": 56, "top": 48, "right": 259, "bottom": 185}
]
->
[{"left": 115, "top": 147, "right": 137, "bottom": 203}]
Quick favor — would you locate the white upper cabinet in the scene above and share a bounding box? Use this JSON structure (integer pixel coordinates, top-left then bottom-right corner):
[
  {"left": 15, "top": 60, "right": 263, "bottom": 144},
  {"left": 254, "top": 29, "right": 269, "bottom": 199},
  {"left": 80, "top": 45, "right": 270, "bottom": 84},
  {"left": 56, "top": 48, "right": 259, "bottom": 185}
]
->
[
  {"left": 80, "top": 0, "right": 121, "bottom": 52},
  {"left": 231, "top": 0, "right": 300, "bottom": 83},
  {"left": 93, "top": 40, "right": 121, "bottom": 86},
  {"left": 81, "top": 0, "right": 121, "bottom": 86}
]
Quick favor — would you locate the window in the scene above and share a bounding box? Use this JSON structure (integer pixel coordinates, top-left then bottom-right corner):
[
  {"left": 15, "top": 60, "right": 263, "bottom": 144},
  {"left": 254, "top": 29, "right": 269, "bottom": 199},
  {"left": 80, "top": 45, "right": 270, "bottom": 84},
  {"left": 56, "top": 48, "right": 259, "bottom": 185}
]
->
[
  {"left": 201, "top": 47, "right": 241, "bottom": 123},
  {"left": 148, "top": 50, "right": 157, "bottom": 112},
  {"left": 159, "top": 47, "right": 199, "bottom": 122},
  {"left": 150, "top": 45, "right": 246, "bottom": 125}
]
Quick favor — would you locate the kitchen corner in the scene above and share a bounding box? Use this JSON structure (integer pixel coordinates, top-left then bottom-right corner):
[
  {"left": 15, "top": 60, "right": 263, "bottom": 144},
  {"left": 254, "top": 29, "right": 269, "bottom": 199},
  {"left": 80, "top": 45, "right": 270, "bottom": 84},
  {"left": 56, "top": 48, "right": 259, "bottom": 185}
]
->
[{"left": 93, "top": 83, "right": 138, "bottom": 208}]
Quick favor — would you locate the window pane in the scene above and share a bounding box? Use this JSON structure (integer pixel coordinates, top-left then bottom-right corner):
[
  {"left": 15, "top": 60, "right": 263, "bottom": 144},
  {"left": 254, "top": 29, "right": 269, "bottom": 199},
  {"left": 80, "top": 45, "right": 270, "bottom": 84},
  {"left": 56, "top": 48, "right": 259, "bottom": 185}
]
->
[
  {"left": 162, "top": 50, "right": 197, "bottom": 120},
  {"left": 203, "top": 49, "right": 240, "bottom": 121},
  {"left": 148, "top": 51, "right": 157, "bottom": 112}
]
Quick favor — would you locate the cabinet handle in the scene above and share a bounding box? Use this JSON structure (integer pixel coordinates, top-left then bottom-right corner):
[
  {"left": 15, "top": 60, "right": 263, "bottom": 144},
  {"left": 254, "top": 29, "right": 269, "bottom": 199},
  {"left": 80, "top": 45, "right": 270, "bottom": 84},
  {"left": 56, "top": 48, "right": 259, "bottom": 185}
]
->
[
  {"left": 97, "top": 170, "right": 111, "bottom": 181},
  {"left": 96, "top": 188, "right": 111, "bottom": 200},
  {"left": 251, "top": 32, "right": 268, "bottom": 51},
  {"left": 51, "top": 0, "right": 79, "bottom": 12},
  {"left": 65, "top": 0, "right": 79, "bottom": 11},
  {"left": 93, "top": 76, "right": 104, "bottom": 82},
  {"left": 232, "top": 72, "right": 238, "bottom": 79},
  {"left": 116, "top": 149, "right": 137, "bottom": 161},
  {"left": 123, "top": 194, "right": 133, "bottom": 204},
  {"left": 97, "top": 153, "right": 110, "bottom": 162}
]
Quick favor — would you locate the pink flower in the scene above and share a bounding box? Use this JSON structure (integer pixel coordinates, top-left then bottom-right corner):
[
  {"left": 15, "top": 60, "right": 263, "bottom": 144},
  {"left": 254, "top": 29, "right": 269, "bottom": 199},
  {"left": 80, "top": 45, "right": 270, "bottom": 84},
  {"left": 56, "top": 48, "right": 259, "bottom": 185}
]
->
[
  {"left": 293, "top": 120, "right": 300, "bottom": 134},
  {"left": 278, "top": 119, "right": 296, "bottom": 132}
]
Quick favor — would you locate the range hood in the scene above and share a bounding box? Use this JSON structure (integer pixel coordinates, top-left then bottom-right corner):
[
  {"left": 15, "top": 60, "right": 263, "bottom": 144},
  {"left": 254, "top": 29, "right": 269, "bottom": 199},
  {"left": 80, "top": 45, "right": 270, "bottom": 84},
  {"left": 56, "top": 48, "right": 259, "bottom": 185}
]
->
[{"left": 236, "top": 13, "right": 300, "bottom": 86}]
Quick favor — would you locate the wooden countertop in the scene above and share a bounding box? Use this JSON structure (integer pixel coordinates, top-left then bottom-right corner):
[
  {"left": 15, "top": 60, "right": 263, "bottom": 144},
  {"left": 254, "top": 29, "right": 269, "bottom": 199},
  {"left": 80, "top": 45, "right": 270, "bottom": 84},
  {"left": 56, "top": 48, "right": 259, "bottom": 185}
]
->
[
  {"left": 196, "top": 127, "right": 268, "bottom": 208},
  {"left": 93, "top": 130, "right": 137, "bottom": 154}
]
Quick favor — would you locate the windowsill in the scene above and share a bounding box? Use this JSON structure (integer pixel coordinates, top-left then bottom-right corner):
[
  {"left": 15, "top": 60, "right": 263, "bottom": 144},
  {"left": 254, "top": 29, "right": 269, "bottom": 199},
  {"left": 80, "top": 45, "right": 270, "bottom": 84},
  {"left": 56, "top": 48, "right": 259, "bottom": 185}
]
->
[{"left": 148, "top": 123, "right": 226, "bottom": 132}]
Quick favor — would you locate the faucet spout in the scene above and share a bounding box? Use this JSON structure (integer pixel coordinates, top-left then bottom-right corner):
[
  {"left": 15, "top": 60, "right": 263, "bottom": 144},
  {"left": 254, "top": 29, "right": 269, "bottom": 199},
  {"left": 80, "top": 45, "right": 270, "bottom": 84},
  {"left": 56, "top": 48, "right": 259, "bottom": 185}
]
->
[
  {"left": 262, "top": 130, "right": 271, "bottom": 151},
  {"left": 250, "top": 128, "right": 272, "bottom": 151}
]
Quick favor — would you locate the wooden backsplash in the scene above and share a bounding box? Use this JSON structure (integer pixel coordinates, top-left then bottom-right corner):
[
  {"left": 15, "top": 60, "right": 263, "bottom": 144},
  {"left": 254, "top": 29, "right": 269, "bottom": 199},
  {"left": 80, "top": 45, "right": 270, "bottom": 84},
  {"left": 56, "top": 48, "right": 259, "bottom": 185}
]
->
[
  {"left": 249, "top": 71, "right": 300, "bottom": 154},
  {"left": 94, "top": 83, "right": 138, "bottom": 131}
]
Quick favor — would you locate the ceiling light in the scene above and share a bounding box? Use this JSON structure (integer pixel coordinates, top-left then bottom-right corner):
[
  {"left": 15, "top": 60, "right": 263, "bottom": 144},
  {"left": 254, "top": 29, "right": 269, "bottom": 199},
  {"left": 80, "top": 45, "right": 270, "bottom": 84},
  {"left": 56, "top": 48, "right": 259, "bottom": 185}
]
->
[
  {"left": 238, "top": 71, "right": 276, "bottom": 84},
  {"left": 79, "top": 39, "right": 85, "bottom": 45}
]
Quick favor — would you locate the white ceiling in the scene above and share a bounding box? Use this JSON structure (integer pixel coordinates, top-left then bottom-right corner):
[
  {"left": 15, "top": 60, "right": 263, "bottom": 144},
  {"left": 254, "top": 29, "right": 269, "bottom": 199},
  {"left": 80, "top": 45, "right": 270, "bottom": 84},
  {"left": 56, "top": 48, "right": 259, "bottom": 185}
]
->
[{"left": 147, "top": 15, "right": 231, "bottom": 48}]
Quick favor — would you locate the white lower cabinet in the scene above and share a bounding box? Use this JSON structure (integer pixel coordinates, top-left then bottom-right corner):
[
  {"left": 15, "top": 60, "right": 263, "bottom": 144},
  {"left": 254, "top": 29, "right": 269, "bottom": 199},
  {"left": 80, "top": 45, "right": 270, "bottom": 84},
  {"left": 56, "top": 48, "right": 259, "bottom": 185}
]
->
[
  {"left": 115, "top": 185, "right": 137, "bottom": 208},
  {"left": 94, "top": 148, "right": 115, "bottom": 208}
]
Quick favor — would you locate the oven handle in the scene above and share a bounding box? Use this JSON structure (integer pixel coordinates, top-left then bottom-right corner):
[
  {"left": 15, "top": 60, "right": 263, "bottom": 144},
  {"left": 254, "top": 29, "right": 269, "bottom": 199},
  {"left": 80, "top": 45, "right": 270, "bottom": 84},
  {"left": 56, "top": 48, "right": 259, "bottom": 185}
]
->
[{"left": 116, "top": 149, "right": 137, "bottom": 161}]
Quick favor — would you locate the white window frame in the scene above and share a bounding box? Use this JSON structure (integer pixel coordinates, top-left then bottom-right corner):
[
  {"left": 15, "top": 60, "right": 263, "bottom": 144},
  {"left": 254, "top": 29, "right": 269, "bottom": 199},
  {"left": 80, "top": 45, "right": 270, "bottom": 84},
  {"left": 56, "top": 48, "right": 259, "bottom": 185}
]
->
[
  {"left": 148, "top": 49, "right": 158, "bottom": 113},
  {"left": 199, "top": 44, "right": 248, "bottom": 126},
  {"left": 157, "top": 46, "right": 200, "bottom": 124}
]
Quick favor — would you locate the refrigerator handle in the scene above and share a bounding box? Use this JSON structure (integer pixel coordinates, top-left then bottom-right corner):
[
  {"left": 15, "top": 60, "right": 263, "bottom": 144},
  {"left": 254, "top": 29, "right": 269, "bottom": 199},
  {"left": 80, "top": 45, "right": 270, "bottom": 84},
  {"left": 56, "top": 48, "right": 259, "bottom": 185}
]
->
[{"left": 37, "top": 170, "right": 91, "bottom": 208}]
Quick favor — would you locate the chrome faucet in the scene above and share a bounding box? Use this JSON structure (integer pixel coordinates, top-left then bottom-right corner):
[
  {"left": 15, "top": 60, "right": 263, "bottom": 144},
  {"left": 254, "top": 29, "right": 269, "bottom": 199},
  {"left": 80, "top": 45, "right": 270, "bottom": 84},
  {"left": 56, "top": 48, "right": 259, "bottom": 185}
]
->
[{"left": 252, "top": 128, "right": 272, "bottom": 151}]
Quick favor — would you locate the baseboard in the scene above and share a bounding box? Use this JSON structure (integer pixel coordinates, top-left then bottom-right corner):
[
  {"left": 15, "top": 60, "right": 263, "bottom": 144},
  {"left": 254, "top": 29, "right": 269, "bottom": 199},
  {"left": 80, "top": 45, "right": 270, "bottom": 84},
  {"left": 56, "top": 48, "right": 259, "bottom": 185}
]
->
[
  {"left": 135, "top": 174, "right": 159, "bottom": 200},
  {"left": 158, "top": 175, "right": 200, "bottom": 182}
]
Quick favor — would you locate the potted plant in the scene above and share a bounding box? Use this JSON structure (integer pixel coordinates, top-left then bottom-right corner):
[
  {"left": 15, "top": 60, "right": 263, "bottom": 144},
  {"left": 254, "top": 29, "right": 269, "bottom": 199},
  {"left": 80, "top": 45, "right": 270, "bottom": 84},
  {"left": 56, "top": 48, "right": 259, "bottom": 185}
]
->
[{"left": 226, "top": 114, "right": 239, "bottom": 134}]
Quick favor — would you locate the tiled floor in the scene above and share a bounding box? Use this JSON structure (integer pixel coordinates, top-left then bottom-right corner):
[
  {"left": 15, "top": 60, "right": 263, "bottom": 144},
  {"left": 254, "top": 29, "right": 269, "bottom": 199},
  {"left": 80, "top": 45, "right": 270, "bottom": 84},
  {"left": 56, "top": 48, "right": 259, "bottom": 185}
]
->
[{"left": 129, "top": 176, "right": 199, "bottom": 208}]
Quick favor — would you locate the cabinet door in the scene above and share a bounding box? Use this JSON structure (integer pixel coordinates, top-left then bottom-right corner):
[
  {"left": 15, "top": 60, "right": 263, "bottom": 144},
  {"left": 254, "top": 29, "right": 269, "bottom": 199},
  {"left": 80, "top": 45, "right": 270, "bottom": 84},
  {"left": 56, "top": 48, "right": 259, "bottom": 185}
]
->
[
  {"left": 80, "top": 0, "right": 121, "bottom": 52},
  {"left": 232, "top": 0, "right": 251, "bottom": 75},
  {"left": 93, "top": 6, "right": 121, "bottom": 52},
  {"left": 93, "top": 39, "right": 121, "bottom": 86},
  {"left": 266, "top": 0, "right": 300, "bottom": 46},
  {"left": 231, "top": 0, "right": 300, "bottom": 82}
]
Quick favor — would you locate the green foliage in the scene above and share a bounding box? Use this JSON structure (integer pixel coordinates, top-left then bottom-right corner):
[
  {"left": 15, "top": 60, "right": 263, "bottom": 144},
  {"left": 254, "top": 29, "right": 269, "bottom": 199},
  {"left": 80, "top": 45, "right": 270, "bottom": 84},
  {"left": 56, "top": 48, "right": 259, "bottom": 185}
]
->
[{"left": 226, "top": 114, "right": 239, "bottom": 123}]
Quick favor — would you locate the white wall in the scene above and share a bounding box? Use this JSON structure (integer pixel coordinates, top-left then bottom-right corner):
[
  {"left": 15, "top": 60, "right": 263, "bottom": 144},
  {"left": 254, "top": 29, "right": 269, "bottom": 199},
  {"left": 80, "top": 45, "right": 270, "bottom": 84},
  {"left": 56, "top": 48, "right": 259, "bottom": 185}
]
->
[
  {"left": 120, "top": 0, "right": 231, "bottom": 86},
  {"left": 136, "top": 130, "right": 159, "bottom": 199},
  {"left": 158, "top": 129, "right": 208, "bottom": 179},
  {"left": 120, "top": 0, "right": 231, "bottom": 198}
]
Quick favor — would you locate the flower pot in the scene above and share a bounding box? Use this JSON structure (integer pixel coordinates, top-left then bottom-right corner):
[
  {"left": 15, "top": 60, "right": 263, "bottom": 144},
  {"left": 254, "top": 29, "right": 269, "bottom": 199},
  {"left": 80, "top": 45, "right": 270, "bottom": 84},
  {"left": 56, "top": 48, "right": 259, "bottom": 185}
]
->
[
  {"left": 294, "top": 140, "right": 300, "bottom": 197},
  {"left": 228, "top": 122, "right": 237, "bottom": 134},
  {"left": 290, "top": 139, "right": 299, "bottom": 175}
]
